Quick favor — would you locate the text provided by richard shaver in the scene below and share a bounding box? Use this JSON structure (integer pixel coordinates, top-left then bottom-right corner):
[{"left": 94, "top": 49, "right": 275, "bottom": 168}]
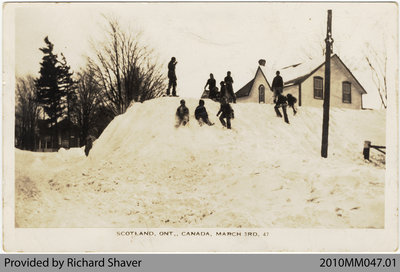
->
[{"left": 4, "top": 257, "right": 142, "bottom": 269}]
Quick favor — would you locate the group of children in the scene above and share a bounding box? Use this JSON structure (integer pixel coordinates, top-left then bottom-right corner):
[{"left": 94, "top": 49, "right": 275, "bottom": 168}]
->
[
  {"left": 172, "top": 63, "right": 298, "bottom": 128},
  {"left": 175, "top": 98, "right": 234, "bottom": 129},
  {"left": 204, "top": 72, "right": 237, "bottom": 103}
]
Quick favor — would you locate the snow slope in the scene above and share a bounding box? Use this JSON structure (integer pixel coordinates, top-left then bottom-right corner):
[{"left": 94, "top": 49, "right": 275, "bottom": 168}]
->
[{"left": 15, "top": 97, "right": 386, "bottom": 228}]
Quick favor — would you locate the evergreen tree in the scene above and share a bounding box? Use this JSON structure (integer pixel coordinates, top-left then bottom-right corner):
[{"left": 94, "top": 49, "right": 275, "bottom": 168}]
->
[
  {"left": 35, "top": 36, "right": 65, "bottom": 149},
  {"left": 59, "top": 53, "right": 77, "bottom": 122}
]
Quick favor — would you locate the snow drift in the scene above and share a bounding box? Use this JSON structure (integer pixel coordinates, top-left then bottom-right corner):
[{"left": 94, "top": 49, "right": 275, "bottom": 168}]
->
[{"left": 15, "top": 97, "right": 386, "bottom": 228}]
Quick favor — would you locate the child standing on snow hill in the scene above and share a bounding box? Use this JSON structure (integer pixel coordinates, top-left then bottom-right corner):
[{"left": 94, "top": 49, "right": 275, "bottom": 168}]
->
[
  {"left": 272, "top": 71, "right": 283, "bottom": 103},
  {"left": 286, "top": 93, "right": 297, "bottom": 115},
  {"left": 167, "top": 57, "right": 178, "bottom": 96},
  {"left": 219, "top": 81, "right": 227, "bottom": 102},
  {"left": 274, "top": 94, "right": 289, "bottom": 124},
  {"left": 175, "top": 99, "right": 189, "bottom": 127},
  {"left": 195, "top": 100, "right": 214, "bottom": 126},
  {"left": 224, "top": 71, "right": 236, "bottom": 103},
  {"left": 217, "top": 98, "right": 234, "bottom": 129},
  {"left": 204, "top": 73, "right": 217, "bottom": 100}
]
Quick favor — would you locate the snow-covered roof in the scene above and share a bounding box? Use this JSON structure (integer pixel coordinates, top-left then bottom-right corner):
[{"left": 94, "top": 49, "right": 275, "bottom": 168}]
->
[
  {"left": 280, "top": 55, "right": 326, "bottom": 86},
  {"left": 281, "top": 54, "right": 367, "bottom": 94}
]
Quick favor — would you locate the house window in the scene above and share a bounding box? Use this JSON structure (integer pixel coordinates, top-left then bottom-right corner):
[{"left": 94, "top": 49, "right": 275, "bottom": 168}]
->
[
  {"left": 258, "top": 84, "right": 265, "bottom": 103},
  {"left": 313, "top": 77, "right": 323, "bottom": 99},
  {"left": 342, "top": 81, "right": 351, "bottom": 103}
]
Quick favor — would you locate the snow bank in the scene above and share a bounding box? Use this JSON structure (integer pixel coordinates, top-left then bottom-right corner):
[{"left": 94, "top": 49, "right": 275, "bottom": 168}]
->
[{"left": 15, "top": 97, "right": 386, "bottom": 228}]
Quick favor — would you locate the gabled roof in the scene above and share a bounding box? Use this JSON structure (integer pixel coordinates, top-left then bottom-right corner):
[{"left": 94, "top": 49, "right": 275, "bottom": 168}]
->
[
  {"left": 235, "top": 79, "right": 254, "bottom": 98},
  {"left": 282, "top": 54, "right": 367, "bottom": 94},
  {"left": 235, "top": 66, "right": 270, "bottom": 98},
  {"left": 334, "top": 55, "right": 367, "bottom": 94}
]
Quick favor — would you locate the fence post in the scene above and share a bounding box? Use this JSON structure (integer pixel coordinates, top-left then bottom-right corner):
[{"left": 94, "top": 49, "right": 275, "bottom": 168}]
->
[{"left": 363, "top": 140, "right": 371, "bottom": 160}]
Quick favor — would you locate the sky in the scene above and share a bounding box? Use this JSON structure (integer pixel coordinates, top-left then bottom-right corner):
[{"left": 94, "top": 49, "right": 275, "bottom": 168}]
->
[{"left": 9, "top": 2, "right": 398, "bottom": 108}]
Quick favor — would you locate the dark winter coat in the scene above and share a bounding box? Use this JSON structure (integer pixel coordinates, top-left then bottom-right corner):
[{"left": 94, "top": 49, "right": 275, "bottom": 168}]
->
[
  {"left": 195, "top": 105, "right": 208, "bottom": 120},
  {"left": 168, "top": 61, "right": 177, "bottom": 80},
  {"left": 217, "top": 103, "right": 234, "bottom": 118},
  {"left": 275, "top": 94, "right": 288, "bottom": 105},
  {"left": 272, "top": 75, "right": 283, "bottom": 89},
  {"left": 224, "top": 75, "right": 233, "bottom": 85},
  {"left": 176, "top": 105, "right": 189, "bottom": 119},
  {"left": 224, "top": 76, "right": 234, "bottom": 94},
  {"left": 206, "top": 78, "right": 216, "bottom": 90},
  {"left": 220, "top": 84, "right": 227, "bottom": 98},
  {"left": 287, "top": 95, "right": 297, "bottom": 106}
]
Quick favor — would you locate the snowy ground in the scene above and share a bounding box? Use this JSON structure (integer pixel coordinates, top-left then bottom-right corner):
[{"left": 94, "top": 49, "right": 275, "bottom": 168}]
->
[{"left": 15, "top": 97, "right": 386, "bottom": 228}]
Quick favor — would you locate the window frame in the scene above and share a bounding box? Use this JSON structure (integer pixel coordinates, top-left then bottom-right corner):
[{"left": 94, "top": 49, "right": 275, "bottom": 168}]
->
[
  {"left": 313, "top": 76, "right": 324, "bottom": 100},
  {"left": 258, "top": 84, "right": 265, "bottom": 103},
  {"left": 342, "top": 81, "right": 352, "bottom": 104}
]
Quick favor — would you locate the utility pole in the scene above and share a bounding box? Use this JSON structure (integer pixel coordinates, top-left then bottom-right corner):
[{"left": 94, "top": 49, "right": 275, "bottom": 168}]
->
[{"left": 321, "top": 9, "right": 333, "bottom": 158}]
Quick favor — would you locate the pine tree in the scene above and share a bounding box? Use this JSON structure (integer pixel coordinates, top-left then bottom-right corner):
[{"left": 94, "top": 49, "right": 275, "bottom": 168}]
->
[
  {"left": 59, "top": 53, "right": 77, "bottom": 122},
  {"left": 35, "top": 36, "right": 65, "bottom": 149}
]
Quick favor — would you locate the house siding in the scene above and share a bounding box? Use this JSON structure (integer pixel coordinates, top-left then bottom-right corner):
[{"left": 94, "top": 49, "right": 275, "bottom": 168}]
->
[
  {"left": 237, "top": 69, "right": 273, "bottom": 103},
  {"left": 300, "top": 56, "right": 363, "bottom": 109}
]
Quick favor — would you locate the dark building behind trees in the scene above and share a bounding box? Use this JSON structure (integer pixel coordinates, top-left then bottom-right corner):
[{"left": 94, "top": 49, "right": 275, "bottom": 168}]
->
[{"left": 16, "top": 17, "right": 167, "bottom": 152}]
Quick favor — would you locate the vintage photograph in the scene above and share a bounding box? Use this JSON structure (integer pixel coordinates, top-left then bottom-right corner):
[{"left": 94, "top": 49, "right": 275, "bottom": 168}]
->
[{"left": 3, "top": 2, "right": 398, "bottom": 251}]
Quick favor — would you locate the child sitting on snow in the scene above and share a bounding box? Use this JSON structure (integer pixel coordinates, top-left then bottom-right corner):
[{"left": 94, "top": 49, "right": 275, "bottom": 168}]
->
[
  {"left": 175, "top": 99, "right": 189, "bottom": 127},
  {"left": 195, "top": 100, "right": 214, "bottom": 126}
]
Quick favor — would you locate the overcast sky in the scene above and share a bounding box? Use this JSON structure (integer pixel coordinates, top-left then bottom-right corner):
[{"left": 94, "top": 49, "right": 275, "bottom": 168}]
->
[{"left": 10, "top": 2, "right": 398, "bottom": 108}]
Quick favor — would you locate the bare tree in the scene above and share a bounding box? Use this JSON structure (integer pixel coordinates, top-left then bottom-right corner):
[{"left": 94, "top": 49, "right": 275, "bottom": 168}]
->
[
  {"left": 88, "top": 17, "right": 165, "bottom": 116},
  {"left": 74, "top": 67, "right": 104, "bottom": 146},
  {"left": 364, "top": 42, "right": 387, "bottom": 108},
  {"left": 15, "top": 75, "right": 39, "bottom": 150}
]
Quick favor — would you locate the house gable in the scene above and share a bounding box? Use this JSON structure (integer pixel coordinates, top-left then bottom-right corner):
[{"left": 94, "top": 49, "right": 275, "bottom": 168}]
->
[
  {"left": 298, "top": 55, "right": 366, "bottom": 109},
  {"left": 236, "top": 66, "right": 273, "bottom": 103}
]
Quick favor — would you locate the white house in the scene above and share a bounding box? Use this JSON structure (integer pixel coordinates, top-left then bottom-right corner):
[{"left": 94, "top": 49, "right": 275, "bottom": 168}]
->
[
  {"left": 236, "top": 54, "right": 367, "bottom": 109},
  {"left": 235, "top": 66, "right": 273, "bottom": 103},
  {"left": 282, "top": 54, "right": 367, "bottom": 109}
]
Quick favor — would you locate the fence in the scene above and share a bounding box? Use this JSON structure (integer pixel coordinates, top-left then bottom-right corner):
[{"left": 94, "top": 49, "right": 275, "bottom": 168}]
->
[{"left": 363, "top": 140, "right": 386, "bottom": 160}]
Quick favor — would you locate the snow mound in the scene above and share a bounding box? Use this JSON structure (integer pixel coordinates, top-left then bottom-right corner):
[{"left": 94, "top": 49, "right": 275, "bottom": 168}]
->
[
  {"left": 90, "top": 97, "right": 385, "bottom": 165},
  {"left": 15, "top": 97, "right": 386, "bottom": 228}
]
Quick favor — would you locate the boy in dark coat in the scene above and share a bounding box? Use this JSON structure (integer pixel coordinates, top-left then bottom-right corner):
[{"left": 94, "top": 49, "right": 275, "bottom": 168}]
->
[
  {"left": 195, "top": 100, "right": 214, "bottom": 126},
  {"left": 286, "top": 93, "right": 297, "bottom": 115},
  {"left": 219, "top": 81, "right": 227, "bottom": 102},
  {"left": 167, "top": 57, "right": 178, "bottom": 96},
  {"left": 271, "top": 71, "right": 283, "bottom": 103},
  {"left": 204, "top": 73, "right": 217, "bottom": 99},
  {"left": 274, "top": 94, "right": 289, "bottom": 124},
  {"left": 224, "top": 71, "right": 236, "bottom": 103},
  {"left": 217, "top": 98, "right": 234, "bottom": 129},
  {"left": 175, "top": 99, "right": 189, "bottom": 127}
]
